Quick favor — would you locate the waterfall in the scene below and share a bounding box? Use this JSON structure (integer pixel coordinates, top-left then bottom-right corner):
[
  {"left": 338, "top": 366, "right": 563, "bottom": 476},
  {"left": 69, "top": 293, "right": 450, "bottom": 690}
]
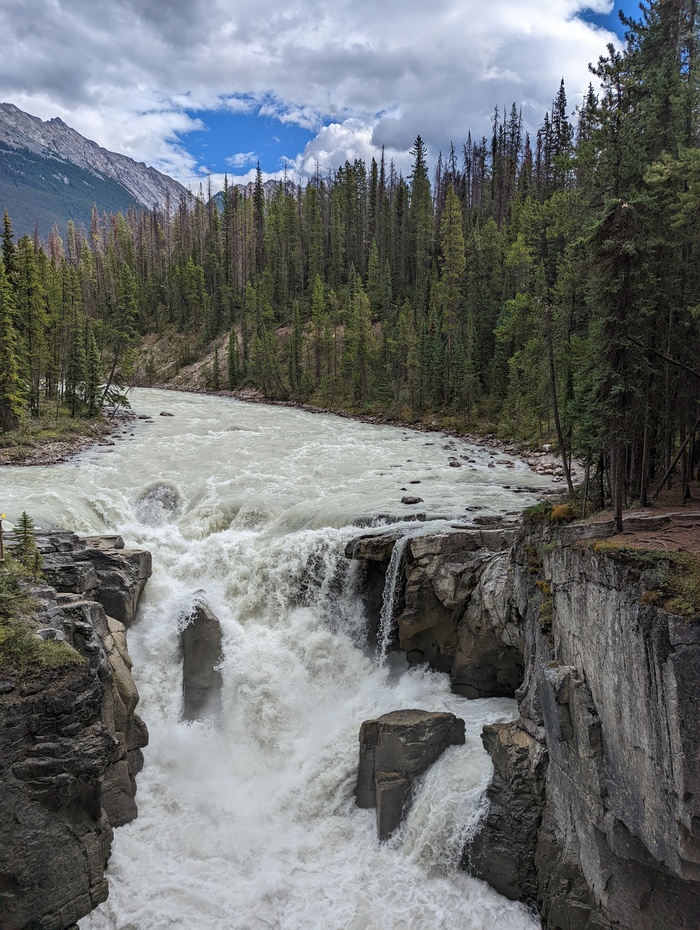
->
[
  {"left": 376, "top": 534, "right": 410, "bottom": 664},
  {"left": 0, "top": 388, "right": 546, "bottom": 930}
]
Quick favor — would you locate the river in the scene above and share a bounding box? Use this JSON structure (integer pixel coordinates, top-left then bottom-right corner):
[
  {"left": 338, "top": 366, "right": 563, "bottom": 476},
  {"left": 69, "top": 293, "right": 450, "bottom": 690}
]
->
[{"left": 1, "top": 388, "right": 548, "bottom": 930}]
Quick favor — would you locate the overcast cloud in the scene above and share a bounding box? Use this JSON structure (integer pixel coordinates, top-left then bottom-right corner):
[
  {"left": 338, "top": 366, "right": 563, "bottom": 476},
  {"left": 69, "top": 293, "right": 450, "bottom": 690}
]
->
[{"left": 0, "top": 0, "right": 617, "bottom": 187}]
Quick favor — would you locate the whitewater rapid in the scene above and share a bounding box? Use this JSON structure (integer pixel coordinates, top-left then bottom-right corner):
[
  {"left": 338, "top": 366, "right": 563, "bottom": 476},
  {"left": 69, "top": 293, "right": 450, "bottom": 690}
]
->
[{"left": 1, "top": 389, "right": 547, "bottom": 930}]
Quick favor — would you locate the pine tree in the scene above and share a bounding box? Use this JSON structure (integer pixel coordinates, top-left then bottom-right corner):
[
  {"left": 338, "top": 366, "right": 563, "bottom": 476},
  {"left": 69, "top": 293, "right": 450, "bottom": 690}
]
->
[
  {"left": 227, "top": 326, "right": 239, "bottom": 389},
  {"left": 2, "top": 211, "right": 17, "bottom": 282},
  {"left": 0, "top": 259, "right": 24, "bottom": 430},
  {"left": 14, "top": 511, "right": 38, "bottom": 571}
]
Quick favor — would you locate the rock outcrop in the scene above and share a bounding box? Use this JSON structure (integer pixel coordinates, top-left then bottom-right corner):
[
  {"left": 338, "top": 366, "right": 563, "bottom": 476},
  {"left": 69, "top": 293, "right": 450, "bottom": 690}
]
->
[
  {"left": 346, "top": 525, "right": 522, "bottom": 695},
  {"left": 180, "top": 597, "right": 224, "bottom": 721},
  {"left": 348, "top": 514, "right": 700, "bottom": 929},
  {"left": 355, "top": 709, "right": 466, "bottom": 839},
  {"left": 468, "top": 517, "right": 700, "bottom": 930},
  {"left": 0, "top": 530, "right": 151, "bottom": 929}
]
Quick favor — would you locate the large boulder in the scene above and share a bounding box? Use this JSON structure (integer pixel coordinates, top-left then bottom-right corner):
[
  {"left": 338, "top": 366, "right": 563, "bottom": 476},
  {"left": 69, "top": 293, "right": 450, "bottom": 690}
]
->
[
  {"left": 180, "top": 599, "right": 224, "bottom": 721},
  {"left": 355, "top": 709, "right": 465, "bottom": 839}
]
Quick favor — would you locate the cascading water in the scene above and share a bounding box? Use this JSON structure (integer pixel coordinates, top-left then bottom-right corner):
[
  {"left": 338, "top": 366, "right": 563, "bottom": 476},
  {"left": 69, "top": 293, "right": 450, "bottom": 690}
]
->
[
  {"left": 376, "top": 533, "right": 410, "bottom": 664},
  {"left": 1, "top": 388, "right": 547, "bottom": 930}
]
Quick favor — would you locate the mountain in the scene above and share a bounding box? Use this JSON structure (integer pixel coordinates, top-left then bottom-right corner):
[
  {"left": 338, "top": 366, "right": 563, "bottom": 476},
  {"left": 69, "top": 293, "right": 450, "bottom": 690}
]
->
[
  {"left": 0, "top": 102, "right": 193, "bottom": 238},
  {"left": 211, "top": 177, "right": 298, "bottom": 212}
]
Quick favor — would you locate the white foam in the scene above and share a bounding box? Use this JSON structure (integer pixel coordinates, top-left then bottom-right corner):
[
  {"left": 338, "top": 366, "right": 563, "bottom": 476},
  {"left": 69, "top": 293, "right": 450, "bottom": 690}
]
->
[{"left": 1, "top": 389, "right": 542, "bottom": 930}]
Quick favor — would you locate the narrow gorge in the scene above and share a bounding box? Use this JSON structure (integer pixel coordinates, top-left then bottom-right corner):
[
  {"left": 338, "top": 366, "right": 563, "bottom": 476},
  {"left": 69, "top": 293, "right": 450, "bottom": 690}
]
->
[
  {"left": 347, "top": 509, "right": 700, "bottom": 929},
  {"left": 1, "top": 388, "right": 697, "bottom": 930}
]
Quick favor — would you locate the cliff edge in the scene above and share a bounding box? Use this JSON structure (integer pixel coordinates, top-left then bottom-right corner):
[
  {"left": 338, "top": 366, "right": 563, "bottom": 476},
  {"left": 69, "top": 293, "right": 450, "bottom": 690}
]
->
[
  {"left": 347, "top": 509, "right": 700, "bottom": 929},
  {"left": 0, "top": 530, "right": 151, "bottom": 930}
]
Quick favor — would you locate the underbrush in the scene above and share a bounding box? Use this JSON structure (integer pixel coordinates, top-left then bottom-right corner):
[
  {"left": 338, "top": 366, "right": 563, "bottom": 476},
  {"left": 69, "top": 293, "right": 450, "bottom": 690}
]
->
[
  {"left": 0, "top": 409, "right": 104, "bottom": 458},
  {"left": 0, "top": 555, "right": 84, "bottom": 679},
  {"left": 523, "top": 500, "right": 582, "bottom": 526}
]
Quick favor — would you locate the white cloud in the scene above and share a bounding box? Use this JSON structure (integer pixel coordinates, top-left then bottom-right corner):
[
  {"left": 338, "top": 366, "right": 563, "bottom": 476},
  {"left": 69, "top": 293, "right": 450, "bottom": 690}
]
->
[
  {"left": 226, "top": 151, "right": 258, "bottom": 168},
  {"left": 0, "top": 0, "right": 620, "bottom": 187}
]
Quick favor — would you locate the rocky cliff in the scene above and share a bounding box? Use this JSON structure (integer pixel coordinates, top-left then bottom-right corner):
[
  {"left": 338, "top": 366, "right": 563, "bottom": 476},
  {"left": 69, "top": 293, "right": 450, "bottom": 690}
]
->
[
  {"left": 347, "top": 512, "right": 700, "bottom": 929},
  {"left": 0, "top": 102, "right": 192, "bottom": 213},
  {"left": 0, "top": 530, "right": 151, "bottom": 930}
]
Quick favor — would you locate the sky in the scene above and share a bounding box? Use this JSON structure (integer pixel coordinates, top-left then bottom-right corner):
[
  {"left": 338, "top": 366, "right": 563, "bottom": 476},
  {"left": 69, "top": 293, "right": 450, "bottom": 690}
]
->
[{"left": 0, "top": 0, "right": 641, "bottom": 193}]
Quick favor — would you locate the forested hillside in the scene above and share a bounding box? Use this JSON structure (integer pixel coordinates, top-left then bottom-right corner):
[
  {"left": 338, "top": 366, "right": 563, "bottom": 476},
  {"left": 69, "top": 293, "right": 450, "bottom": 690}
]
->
[{"left": 1, "top": 0, "right": 699, "bottom": 526}]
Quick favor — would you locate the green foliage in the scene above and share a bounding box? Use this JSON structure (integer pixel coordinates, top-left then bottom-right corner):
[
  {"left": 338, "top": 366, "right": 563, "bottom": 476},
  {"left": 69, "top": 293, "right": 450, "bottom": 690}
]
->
[
  {"left": 13, "top": 511, "right": 40, "bottom": 575},
  {"left": 523, "top": 501, "right": 581, "bottom": 526},
  {"left": 0, "top": 555, "right": 83, "bottom": 678}
]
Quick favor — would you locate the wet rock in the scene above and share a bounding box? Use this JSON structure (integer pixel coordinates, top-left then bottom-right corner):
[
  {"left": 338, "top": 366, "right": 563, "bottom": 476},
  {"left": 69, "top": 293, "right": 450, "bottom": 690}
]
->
[
  {"left": 83, "top": 534, "right": 125, "bottom": 550},
  {"left": 135, "top": 482, "right": 180, "bottom": 526},
  {"left": 355, "top": 709, "right": 466, "bottom": 839},
  {"left": 448, "top": 459, "right": 462, "bottom": 468},
  {"left": 181, "top": 598, "right": 224, "bottom": 721},
  {"left": 401, "top": 495, "right": 423, "bottom": 505},
  {"left": 0, "top": 532, "right": 151, "bottom": 928},
  {"left": 346, "top": 527, "right": 517, "bottom": 674},
  {"left": 465, "top": 721, "right": 548, "bottom": 901},
  {"left": 79, "top": 547, "right": 152, "bottom": 628},
  {"left": 159, "top": 411, "right": 174, "bottom": 416},
  {"left": 451, "top": 551, "right": 524, "bottom": 699}
]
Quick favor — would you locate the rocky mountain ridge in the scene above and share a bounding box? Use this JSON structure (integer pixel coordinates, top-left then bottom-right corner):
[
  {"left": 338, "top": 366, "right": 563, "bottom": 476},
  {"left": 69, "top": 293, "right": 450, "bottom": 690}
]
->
[{"left": 0, "top": 102, "right": 193, "bottom": 213}]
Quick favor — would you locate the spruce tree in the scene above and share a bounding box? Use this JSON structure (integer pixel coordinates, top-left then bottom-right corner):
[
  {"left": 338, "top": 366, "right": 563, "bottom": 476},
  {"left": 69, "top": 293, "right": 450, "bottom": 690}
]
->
[{"left": 0, "top": 259, "right": 24, "bottom": 430}]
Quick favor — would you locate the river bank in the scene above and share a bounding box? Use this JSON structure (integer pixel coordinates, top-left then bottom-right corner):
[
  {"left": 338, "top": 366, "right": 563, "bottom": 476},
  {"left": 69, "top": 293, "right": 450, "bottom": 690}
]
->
[{"left": 0, "top": 409, "right": 136, "bottom": 467}]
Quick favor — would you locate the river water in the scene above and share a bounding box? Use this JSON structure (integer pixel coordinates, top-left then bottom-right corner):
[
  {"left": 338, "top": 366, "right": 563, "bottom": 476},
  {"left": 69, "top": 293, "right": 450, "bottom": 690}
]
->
[{"left": 1, "top": 389, "right": 547, "bottom": 930}]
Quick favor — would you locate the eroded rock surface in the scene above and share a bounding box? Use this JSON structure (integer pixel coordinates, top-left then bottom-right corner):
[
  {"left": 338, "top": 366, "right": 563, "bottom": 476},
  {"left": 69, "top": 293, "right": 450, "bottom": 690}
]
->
[
  {"left": 466, "top": 518, "right": 700, "bottom": 930},
  {"left": 0, "top": 530, "right": 151, "bottom": 929},
  {"left": 349, "top": 513, "right": 700, "bottom": 928},
  {"left": 355, "top": 709, "right": 465, "bottom": 839},
  {"left": 346, "top": 526, "right": 521, "bottom": 695},
  {"left": 180, "top": 598, "right": 224, "bottom": 721}
]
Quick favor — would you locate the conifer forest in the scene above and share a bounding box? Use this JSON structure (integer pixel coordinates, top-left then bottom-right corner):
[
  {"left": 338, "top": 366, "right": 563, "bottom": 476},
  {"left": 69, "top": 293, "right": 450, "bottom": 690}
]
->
[{"left": 1, "top": 1, "right": 699, "bottom": 527}]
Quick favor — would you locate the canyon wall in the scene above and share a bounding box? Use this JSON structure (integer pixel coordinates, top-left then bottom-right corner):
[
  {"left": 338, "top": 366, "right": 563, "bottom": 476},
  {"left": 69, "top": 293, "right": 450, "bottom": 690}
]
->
[
  {"left": 347, "top": 513, "right": 700, "bottom": 929},
  {"left": 0, "top": 531, "right": 151, "bottom": 930}
]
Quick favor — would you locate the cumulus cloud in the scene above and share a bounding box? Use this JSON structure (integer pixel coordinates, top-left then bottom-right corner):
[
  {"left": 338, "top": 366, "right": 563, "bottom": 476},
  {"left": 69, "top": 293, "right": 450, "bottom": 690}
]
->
[
  {"left": 226, "top": 151, "right": 258, "bottom": 168},
  {"left": 0, "top": 0, "right": 618, "bottom": 187}
]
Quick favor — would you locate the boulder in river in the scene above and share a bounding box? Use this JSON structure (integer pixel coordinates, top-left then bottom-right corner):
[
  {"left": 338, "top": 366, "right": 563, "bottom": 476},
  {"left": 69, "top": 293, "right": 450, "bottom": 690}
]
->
[
  {"left": 180, "top": 598, "right": 224, "bottom": 721},
  {"left": 355, "top": 709, "right": 465, "bottom": 839}
]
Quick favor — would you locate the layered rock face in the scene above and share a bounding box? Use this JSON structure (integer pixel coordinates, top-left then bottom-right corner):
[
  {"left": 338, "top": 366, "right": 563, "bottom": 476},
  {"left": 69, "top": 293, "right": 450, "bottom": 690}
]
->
[
  {"left": 347, "top": 515, "right": 700, "bottom": 929},
  {"left": 0, "top": 531, "right": 151, "bottom": 929},
  {"left": 469, "top": 518, "right": 700, "bottom": 930},
  {"left": 346, "top": 525, "right": 523, "bottom": 697},
  {"left": 355, "top": 709, "right": 466, "bottom": 839}
]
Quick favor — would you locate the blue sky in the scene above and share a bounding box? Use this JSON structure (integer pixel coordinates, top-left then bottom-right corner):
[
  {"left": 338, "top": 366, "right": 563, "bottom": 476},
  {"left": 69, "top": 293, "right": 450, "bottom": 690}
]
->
[
  {"left": 578, "top": 0, "right": 639, "bottom": 33},
  {"left": 1, "top": 0, "right": 645, "bottom": 191}
]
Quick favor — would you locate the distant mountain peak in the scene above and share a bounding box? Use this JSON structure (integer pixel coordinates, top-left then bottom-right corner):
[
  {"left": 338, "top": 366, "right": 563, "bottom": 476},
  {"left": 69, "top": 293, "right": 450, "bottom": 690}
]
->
[{"left": 0, "top": 101, "right": 193, "bottom": 236}]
